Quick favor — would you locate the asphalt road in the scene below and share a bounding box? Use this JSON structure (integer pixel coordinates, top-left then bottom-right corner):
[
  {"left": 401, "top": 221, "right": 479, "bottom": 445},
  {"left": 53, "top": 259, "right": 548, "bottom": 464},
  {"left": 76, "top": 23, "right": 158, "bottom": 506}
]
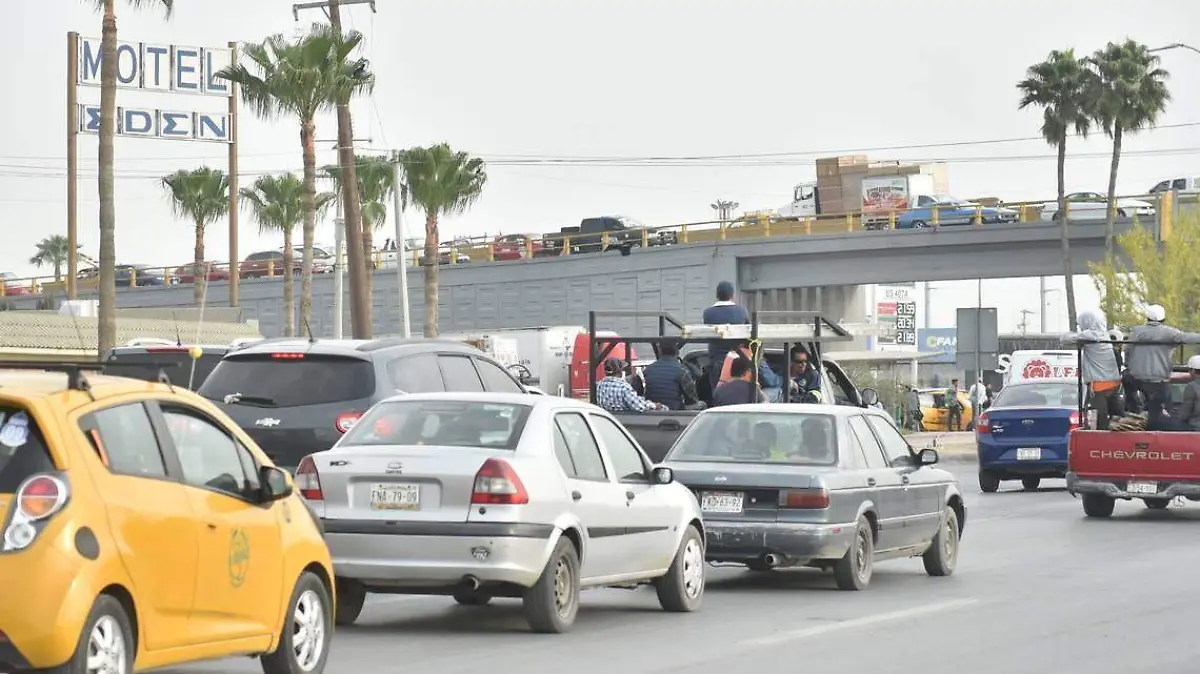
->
[{"left": 165, "top": 464, "right": 1200, "bottom": 674}]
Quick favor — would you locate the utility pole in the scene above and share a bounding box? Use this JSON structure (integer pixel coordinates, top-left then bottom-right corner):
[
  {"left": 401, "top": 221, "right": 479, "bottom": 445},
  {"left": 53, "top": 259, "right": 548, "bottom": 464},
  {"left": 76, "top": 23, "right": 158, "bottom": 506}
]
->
[
  {"left": 392, "top": 156, "right": 411, "bottom": 337},
  {"left": 1018, "top": 309, "right": 1034, "bottom": 336},
  {"left": 293, "top": 0, "right": 376, "bottom": 338}
]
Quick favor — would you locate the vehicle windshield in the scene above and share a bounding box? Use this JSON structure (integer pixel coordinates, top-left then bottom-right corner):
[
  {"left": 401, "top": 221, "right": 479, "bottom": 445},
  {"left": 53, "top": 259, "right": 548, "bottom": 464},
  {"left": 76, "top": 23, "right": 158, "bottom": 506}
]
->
[
  {"left": 617, "top": 215, "right": 646, "bottom": 228},
  {"left": 992, "top": 382, "right": 1078, "bottom": 408},
  {"left": 339, "top": 400, "right": 532, "bottom": 450},
  {"left": 666, "top": 411, "right": 838, "bottom": 465},
  {"left": 930, "top": 194, "right": 967, "bottom": 206},
  {"left": 198, "top": 353, "right": 376, "bottom": 407},
  {"left": 102, "top": 350, "right": 224, "bottom": 390},
  {"left": 0, "top": 404, "right": 56, "bottom": 493}
]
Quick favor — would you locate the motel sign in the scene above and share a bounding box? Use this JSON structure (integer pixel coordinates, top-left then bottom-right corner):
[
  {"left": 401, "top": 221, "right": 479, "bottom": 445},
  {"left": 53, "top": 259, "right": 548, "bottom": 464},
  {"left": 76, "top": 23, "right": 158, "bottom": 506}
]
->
[{"left": 77, "top": 104, "right": 230, "bottom": 142}]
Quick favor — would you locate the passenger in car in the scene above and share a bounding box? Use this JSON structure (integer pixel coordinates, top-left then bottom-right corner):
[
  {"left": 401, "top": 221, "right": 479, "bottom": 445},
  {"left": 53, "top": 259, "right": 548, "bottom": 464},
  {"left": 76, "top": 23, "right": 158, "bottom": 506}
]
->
[{"left": 798, "top": 418, "right": 834, "bottom": 463}]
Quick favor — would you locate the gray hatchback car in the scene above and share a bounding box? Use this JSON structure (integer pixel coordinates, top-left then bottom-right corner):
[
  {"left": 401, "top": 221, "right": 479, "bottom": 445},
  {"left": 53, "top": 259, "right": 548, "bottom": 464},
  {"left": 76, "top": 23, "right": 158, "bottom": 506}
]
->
[
  {"left": 197, "top": 337, "right": 529, "bottom": 470},
  {"left": 661, "top": 404, "right": 966, "bottom": 590}
]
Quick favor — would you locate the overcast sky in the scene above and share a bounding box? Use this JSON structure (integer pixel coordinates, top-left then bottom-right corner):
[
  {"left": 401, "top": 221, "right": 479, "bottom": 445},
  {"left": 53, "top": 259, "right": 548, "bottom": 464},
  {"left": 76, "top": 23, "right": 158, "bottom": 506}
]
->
[{"left": 3, "top": 0, "right": 1197, "bottom": 331}]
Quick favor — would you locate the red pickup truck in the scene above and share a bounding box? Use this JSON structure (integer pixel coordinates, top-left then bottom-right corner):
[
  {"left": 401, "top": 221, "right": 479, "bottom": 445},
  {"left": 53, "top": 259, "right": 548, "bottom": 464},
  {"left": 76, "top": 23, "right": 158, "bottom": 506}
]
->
[{"left": 1067, "top": 430, "right": 1200, "bottom": 516}]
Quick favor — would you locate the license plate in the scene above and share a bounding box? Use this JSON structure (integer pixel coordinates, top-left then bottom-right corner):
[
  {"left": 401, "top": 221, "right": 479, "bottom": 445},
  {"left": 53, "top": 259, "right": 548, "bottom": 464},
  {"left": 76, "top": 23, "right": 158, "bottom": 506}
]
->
[
  {"left": 1127, "top": 481, "right": 1158, "bottom": 495},
  {"left": 1016, "top": 447, "right": 1042, "bottom": 461},
  {"left": 370, "top": 483, "right": 420, "bottom": 510},
  {"left": 701, "top": 491, "right": 744, "bottom": 514}
]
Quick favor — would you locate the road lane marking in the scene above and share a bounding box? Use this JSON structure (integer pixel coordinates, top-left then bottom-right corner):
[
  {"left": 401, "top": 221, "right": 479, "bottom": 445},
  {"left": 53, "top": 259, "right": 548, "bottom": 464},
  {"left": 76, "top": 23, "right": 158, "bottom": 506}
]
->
[{"left": 738, "top": 598, "right": 980, "bottom": 647}]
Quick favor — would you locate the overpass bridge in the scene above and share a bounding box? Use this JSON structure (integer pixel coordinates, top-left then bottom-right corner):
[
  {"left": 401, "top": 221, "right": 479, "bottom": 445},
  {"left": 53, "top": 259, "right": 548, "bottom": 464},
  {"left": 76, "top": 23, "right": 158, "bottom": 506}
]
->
[{"left": 6, "top": 216, "right": 1154, "bottom": 339}]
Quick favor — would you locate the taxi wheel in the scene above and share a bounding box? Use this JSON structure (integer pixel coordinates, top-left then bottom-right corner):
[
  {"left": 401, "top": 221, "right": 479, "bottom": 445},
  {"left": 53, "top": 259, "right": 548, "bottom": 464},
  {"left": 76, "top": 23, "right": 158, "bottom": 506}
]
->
[
  {"left": 261, "top": 572, "right": 332, "bottom": 674},
  {"left": 922, "top": 506, "right": 960, "bottom": 577},
  {"left": 334, "top": 579, "right": 365, "bottom": 626},
  {"left": 654, "top": 525, "right": 705, "bottom": 612},
  {"left": 833, "top": 516, "right": 874, "bottom": 591},
  {"left": 522, "top": 536, "right": 580, "bottom": 634},
  {"left": 48, "top": 595, "right": 134, "bottom": 674}
]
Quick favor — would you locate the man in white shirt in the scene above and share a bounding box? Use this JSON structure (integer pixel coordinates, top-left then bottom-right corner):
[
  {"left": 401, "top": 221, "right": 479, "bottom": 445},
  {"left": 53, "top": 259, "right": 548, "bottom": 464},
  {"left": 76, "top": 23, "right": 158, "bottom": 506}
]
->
[{"left": 967, "top": 375, "right": 987, "bottom": 429}]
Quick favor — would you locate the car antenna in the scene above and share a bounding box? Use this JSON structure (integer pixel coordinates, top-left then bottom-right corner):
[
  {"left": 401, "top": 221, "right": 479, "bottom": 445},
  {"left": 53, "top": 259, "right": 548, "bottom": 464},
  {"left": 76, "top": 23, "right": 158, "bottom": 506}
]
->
[
  {"left": 172, "top": 309, "right": 182, "bottom": 346},
  {"left": 65, "top": 301, "right": 96, "bottom": 401},
  {"left": 186, "top": 262, "right": 211, "bottom": 391}
]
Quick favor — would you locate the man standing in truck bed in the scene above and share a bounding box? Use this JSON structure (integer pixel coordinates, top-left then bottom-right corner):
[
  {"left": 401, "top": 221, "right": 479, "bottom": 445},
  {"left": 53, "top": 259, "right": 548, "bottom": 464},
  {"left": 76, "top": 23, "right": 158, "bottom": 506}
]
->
[
  {"left": 702, "top": 280, "right": 751, "bottom": 389},
  {"left": 1127, "top": 304, "right": 1200, "bottom": 429}
]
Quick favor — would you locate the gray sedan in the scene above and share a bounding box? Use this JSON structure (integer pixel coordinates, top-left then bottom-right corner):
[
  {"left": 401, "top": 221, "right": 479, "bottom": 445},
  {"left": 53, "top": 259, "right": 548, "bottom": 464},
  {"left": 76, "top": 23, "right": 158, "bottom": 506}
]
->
[{"left": 661, "top": 404, "right": 965, "bottom": 590}]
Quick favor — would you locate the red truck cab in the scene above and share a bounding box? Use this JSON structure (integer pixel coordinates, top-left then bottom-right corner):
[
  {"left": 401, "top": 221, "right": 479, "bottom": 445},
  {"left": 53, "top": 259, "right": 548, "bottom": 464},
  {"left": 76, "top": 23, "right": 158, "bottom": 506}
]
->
[{"left": 1067, "top": 430, "right": 1200, "bottom": 516}]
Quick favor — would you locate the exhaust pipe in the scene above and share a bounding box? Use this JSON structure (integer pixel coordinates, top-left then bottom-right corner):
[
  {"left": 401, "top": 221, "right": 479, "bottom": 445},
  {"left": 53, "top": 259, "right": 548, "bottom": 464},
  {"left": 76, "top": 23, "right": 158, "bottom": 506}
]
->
[
  {"left": 762, "top": 553, "right": 781, "bottom": 568},
  {"left": 460, "top": 575, "right": 481, "bottom": 591}
]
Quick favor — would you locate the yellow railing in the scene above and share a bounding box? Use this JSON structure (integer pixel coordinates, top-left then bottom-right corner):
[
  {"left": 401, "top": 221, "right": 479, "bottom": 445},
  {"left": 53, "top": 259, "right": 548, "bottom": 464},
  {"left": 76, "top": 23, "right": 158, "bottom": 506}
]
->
[{"left": 3, "top": 192, "right": 1194, "bottom": 298}]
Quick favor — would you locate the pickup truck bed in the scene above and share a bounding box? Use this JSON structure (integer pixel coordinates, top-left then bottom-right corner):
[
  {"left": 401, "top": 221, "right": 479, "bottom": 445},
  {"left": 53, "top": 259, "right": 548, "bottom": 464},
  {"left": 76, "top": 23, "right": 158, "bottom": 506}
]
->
[
  {"left": 612, "top": 411, "right": 697, "bottom": 462},
  {"left": 1066, "top": 430, "right": 1200, "bottom": 517}
]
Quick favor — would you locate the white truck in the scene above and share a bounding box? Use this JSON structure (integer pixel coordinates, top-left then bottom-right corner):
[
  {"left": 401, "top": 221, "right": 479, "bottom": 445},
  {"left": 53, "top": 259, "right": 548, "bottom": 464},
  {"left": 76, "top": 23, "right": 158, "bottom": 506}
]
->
[
  {"left": 437, "top": 325, "right": 585, "bottom": 396},
  {"left": 773, "top": 161, "right": 945, "bottom": 229}
]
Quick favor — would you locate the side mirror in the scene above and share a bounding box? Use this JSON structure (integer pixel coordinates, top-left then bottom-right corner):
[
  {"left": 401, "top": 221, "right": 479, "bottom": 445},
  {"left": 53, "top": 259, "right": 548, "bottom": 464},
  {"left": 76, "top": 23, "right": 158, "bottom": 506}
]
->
[
  {"left": 651, "top": 466, "right": 674, "bottom": 485},
  {"left": 918, "top": 448, "right": 939, "bottom": 466},
  {"left": 259, "top": 465, "right": 294, "bottom": 502},
  {"left": 861, "top": 387, "right": 879, "bottom": 407}
]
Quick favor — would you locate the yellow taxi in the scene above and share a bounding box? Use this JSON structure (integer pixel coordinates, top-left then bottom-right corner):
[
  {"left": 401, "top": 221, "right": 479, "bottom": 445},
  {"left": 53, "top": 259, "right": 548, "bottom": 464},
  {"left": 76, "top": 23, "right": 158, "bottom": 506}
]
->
[
  {"left": 918, "top": 388, "right": 974, "bottom": 432},
  {"left": 0, "top": 363, "right": 334, "bottom": 674}
]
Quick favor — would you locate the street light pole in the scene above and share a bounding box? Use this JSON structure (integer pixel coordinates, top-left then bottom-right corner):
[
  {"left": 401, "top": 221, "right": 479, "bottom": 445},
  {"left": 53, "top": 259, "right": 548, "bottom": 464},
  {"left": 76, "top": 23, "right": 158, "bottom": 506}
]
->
[
  {"left": 392, "top": 157, "right": 411, "bottom": 338},
  {"left": 1150, "top": 42, "right": 1200, "bottom": 56}
]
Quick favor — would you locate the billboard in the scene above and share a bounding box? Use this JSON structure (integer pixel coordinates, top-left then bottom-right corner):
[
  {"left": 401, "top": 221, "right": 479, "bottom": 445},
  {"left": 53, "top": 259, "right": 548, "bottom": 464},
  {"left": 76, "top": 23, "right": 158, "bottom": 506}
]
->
[
  {"left": 77, "top": 104, "right": 230, "bottom": 142},
  {"left": 918, "top": 327, "right": 957, "bottom": 363}
]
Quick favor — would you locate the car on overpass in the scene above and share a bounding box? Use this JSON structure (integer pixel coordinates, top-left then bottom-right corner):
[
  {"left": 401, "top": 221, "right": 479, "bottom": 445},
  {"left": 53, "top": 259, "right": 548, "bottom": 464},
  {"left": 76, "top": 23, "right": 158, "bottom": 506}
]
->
[
  {"left": 1041, "top": 192, "right": 1156, "bottom": 221},
  {"left": 894, "top": 195, "right": 1019, "bottom": 228}
]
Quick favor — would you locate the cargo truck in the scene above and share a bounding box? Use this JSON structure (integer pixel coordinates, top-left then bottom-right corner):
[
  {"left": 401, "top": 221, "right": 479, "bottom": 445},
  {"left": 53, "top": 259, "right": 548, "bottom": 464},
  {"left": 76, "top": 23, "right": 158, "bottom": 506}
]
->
[{"left": 773, "top": 155, "right": 949, "bottom": 228}]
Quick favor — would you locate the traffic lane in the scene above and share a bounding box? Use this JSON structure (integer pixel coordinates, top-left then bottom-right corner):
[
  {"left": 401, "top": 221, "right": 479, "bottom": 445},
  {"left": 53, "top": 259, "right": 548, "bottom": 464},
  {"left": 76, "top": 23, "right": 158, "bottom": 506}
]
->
[{"left": 161, "top": 478, "right": 1185, "bottom": 674}]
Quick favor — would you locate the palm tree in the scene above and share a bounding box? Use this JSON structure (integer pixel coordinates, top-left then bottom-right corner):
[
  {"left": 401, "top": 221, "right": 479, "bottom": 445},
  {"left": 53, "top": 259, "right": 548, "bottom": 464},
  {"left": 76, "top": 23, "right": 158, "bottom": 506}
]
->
[
  {"left": 1087, "top": 40, "right": 1171, "bottom": 255},
  {"left": 240, "top": 174, "right": 335, "bottom": 337},
  {"left": 395, "top": 144, "right": 487, "bottom": 337},
  {"left": 1017, "top": 49, "right": 1094, "bottom": 331},
  {"left": 217, "top": 24, "right": 373, "bottom": 336},
  {"left": 324, "top": 154, "right": 394, "bottom": 299},
  {"left": 161, "top": 167, "right": 230, "bottom": 305},
  {"left": 30, "top": 234, "right": 93, "bottom": 282},
  {"left": 86, "top": 0, "right": 174, "bottom": 356}
]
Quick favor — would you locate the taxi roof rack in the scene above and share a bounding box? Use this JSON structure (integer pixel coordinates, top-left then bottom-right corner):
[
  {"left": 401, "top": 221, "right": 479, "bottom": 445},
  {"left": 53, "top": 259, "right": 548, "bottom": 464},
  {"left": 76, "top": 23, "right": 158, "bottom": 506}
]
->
[{"left": 0, "top": 361, "right": 104, "bottom": 395}]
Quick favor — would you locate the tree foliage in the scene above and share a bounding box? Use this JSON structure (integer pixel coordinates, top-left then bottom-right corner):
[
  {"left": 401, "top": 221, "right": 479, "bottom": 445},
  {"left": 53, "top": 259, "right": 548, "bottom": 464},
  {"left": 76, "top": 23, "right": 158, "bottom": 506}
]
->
[{"left": 1090, "top": 213, "right": 1200, "bottom": 332}]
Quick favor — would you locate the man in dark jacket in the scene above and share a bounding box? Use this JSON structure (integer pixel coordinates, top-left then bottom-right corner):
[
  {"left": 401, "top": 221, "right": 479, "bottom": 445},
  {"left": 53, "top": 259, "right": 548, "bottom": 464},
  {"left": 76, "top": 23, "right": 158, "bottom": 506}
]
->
[
  {"left": 702, "top": 280, "right": 751, "bottom": 389},
  {"left": 642, "top": 341, "right": 703, "bottom": 410}
]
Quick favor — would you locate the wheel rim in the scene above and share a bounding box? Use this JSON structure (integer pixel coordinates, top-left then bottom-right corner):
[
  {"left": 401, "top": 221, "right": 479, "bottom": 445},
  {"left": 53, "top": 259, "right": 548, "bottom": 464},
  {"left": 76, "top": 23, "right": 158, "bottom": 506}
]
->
[
  {"left": 291, "top": 589, "right": 326, "bottom": 672},
  {"left": 553, "top": 556, "right": 575, "bottom": 618},
  {"left": 85, "top": 615, "right": 127, "bottom": 674},
  {"left": 682, "top": 537, "right": 705, "bottom": 598},
  {"left": 942, "top": 512, "right": 958, "bottom": 562},
  {"left": 855, "top": 529, "right": 870, "bottom": 579}
]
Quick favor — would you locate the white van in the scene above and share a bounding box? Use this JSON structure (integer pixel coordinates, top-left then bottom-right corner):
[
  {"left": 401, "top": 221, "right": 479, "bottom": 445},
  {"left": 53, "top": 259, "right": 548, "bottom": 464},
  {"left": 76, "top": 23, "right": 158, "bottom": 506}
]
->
[
  {"left": 1149, "top": 176, "right": 1200, "bottom": 194},
  {"left": 997, "top": 350, "right": 1079, "bottom": 385}
]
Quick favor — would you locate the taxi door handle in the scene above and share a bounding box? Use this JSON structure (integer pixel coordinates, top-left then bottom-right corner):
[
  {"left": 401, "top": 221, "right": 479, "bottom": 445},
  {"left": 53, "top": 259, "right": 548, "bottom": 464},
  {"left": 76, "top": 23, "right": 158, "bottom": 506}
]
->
[
  {"left": 626, "top": 490, "right": 636, "bottom": 501},
  {"left": 571, "top": 491, "right": 582, "bottom": 501},
  {"left": 901, "top": 476, "right": 911, "bottom": 488},
  {"left": 867, "top": 478, "right": 877, "bottom": 487}
]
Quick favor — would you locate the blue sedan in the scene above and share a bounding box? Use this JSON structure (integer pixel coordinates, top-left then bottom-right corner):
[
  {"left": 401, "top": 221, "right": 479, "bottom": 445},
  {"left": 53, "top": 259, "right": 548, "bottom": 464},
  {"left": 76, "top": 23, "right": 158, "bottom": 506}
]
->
[
  {"left": 974, "top": 378, "right": 1080, "bottom": 493},
  {"left": 895, "top": 195, "right": 1019, "bottom": 229}
]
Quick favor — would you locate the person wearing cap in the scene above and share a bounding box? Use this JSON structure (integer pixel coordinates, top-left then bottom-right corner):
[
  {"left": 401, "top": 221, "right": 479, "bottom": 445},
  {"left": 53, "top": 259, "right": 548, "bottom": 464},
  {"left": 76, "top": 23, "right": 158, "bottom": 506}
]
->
[
  {"left": 1173, "top": 356, "right": 1200, "bottom": 431},
  {"left": 595, "top": 358, "right": 665, "bottom": 413},
  {"left": 1061, "top": 309, "right": 1122, "bottom": 430},
  {"left": 702, "top": 280, "right": 751, "bottom": 389},
  {"left": 1127, "top": 305, "right": 1200, "bottom": 428}
]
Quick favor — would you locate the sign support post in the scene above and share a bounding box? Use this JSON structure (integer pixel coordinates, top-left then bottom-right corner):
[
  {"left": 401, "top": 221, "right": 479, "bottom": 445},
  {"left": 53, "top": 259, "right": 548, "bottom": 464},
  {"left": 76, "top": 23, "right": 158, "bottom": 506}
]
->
[
  {"left": 227, "top": 41, "right": 240, "bottom": 307},
  {"left": 67, "top": 31, "right": 79, "bottom": 300}
]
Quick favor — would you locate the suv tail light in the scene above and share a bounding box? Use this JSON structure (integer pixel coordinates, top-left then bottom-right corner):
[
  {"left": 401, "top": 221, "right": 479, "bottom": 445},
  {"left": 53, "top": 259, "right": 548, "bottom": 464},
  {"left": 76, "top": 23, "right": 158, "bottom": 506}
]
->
[
  {"left": 271, "top": 352, "right": 305, "bottom": 360},
  {"left": 778, "top": 488, "right": 829, "bottom": 509},
  {"left": 471, "top": 458, "right": 529, "bottom": 505},
  {"left": 1069, "top": 410, "right": 1080, "bottom": 431},
  {"left": 295, "top": 457, "right": 323, "bottom": 500},
  {"left": 3, "top": 474, "right": 70, "bottom": 553},
  {"left": 976, "top": 412, "right": 991, "bottom": 434},
  {"left": 335, "top": 412, "right": 362, "bottom": 434}
]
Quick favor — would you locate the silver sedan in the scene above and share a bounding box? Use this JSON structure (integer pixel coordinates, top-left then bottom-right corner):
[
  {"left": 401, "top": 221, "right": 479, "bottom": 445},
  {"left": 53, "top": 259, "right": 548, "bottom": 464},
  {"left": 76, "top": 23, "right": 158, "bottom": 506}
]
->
[{"left": 295, "top": 392, "right": 706, "bottom": 633}]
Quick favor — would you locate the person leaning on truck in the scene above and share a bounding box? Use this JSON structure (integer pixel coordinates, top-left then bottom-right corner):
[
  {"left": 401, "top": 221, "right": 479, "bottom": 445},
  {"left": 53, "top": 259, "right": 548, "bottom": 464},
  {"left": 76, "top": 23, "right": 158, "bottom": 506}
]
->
[
  {"left": 712, "top": 356, "right": 769, "bottom": 406},
  {"left": 702, "top": 280, "right": 751, "bottom": 389},
  {"left": 642, "top": 340, "right": 705, "bottom": 410},
  {"left": 596, "top": 358, "right": 666, "bottom": 413},
  {"left": 1061, "top": 310, "right": 1122, "bottom": 430},
  {"left": 1127, "top": 304, "right": 1200, "bottom": 429}
]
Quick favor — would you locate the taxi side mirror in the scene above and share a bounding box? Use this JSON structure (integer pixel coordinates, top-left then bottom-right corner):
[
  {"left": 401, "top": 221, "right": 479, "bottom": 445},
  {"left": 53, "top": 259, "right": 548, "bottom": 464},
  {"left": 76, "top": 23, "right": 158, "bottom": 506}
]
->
[{"left": 260, "top": 466, "right": 293, "bottom": 503}]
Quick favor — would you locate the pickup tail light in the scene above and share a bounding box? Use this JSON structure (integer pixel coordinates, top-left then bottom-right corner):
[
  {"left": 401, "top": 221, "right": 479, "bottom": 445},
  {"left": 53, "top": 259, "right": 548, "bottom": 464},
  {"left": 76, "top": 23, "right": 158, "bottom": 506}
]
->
[
  {"left": 778, "top": 488, "right": 829, "bottom": 509},
  {"left": 1069, "top": 410, "right": 1080, "bottom": 431},
  {"left": 976, "top": 412, "right": 991, "bottom": 434},
  {"left": 471, "top": 458, "right": 529, "bottom": 505},
  {"left": 295, "top": 457, "right": 323, "bottom": 501},
  {"left": 335, "top": 412, "right": 362, "bottom": 434},
  {"left": 3, "top": 474, "right": 70, "bottom": 553}
]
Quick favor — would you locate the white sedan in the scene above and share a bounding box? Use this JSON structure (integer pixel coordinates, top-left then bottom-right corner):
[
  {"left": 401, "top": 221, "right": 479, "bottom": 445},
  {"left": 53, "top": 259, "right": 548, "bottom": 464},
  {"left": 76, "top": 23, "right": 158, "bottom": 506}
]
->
[
  {"left": 1041, "top": 192, "right": 1156, "bottom": 221},
  {"left": 297, "top": 392, "right": 706, "bottom": 633}
]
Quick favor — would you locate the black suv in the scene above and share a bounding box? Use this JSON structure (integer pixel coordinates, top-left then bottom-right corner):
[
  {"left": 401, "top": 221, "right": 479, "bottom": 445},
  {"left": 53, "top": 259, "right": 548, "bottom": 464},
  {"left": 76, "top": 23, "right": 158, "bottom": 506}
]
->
[
  {"left": 102, "top": 342, "right": 235, "bottom": 390},
  {"left": 196, "top": 337, "right": 529, "bottom": 470}
]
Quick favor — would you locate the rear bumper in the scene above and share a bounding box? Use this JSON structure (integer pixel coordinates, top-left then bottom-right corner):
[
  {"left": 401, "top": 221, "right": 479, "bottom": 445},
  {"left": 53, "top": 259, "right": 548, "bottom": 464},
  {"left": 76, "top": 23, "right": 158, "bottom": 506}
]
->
[
  {"left": 703, "top": 520, "right": 855, "bottom": 563},
  {"left": 1066, "top": 472, "right": 1200, "bottom": 499},
  {"left": 977, "top": 442, "right": 1068, "bottom": 475},
  {"left": 323, "top": 520, "right": 555, "bottom": 589},
  {"left": 0, "top": 540, "right": 97, "bottom": 669}
]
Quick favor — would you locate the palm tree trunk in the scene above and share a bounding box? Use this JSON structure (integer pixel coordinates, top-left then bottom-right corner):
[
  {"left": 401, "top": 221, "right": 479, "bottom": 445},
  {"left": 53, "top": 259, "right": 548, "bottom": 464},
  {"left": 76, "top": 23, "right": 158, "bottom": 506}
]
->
[
  {"left": 1103, "top": 125, "right": 1123, "bottom": 256},
  {"left": 96, "top": 0, "right": 118, "bottom": 354},
  {"left": 193, "top": 219, "right": 206, "bottom": 306},
  {"left": 1057, "top": 139, "right": 1078, "bottom": 331},
  {"left": 282, "top": 228, "right": 296, "bottom": 337},
  {"left": 53, "top": 263, "right": 62, "bottom": 282},
  {"left": 299, "top": 120, "right": 317, "bottom": 334},
  {"left": 423, "top": 213, "right": 439, "bottom": 337}
]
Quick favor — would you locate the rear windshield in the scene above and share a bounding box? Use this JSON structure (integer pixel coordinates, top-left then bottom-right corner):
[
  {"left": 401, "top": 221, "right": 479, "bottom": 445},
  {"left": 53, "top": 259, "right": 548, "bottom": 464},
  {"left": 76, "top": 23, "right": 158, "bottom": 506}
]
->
[
  {"left": 666, "top": 412, "right": 837, "bottom": 466},
  {"left": 198, "top": 354, "right": 376, "bottom": 407},
  {"left": 993, "top": 382, "right": 1078, "bottom": 408},
  {"left": 340, "top": 400, "right": 532, "bottom": 450},
  {"left": 0, "top": 405, "right": 56, "bottom": 493},
  {"left": 103, "top": 351, "right": 224, "bottom": 390}
]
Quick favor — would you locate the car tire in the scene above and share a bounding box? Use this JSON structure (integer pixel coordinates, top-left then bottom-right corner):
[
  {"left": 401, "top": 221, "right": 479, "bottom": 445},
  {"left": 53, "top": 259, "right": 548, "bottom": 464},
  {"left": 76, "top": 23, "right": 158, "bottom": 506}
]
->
[
  {"left": 1144, "top": 498, "right": 1170, "bottom": 510},
  {"left": 261, "top": 572, "right": 332, "bottom": 674},
  {"left": 978, "top": 471, "right": 1001, "bottom": 493},
  {"left": 452, "top": 589, "right": 493, "bottom": 606},
  {"left": 1021, "top": 477, "right": 1041, "bottom": 492},
  {"left": 833, "top": 515, "right": 874, "bottom": 591},
  {"left": 55, "top": 594, "right": 135, "bottom": 674},
  {"left": 1082, "top": 493, "right": 1116, "bottom": 518},
  {"left": 911, "top": 220, "right": 929, "bottom": 229},
  {"left": 522, "top": 536, "right": 580, "bottom": 634},
  {"left": 654, "top": 525, "right": 705, "bottom": 613},
  {"left": 334, "top": 578, "right": 366, "bottom": 626},
  {"left": 922, "top": 506, "right": 960, "bottom": 577}
]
